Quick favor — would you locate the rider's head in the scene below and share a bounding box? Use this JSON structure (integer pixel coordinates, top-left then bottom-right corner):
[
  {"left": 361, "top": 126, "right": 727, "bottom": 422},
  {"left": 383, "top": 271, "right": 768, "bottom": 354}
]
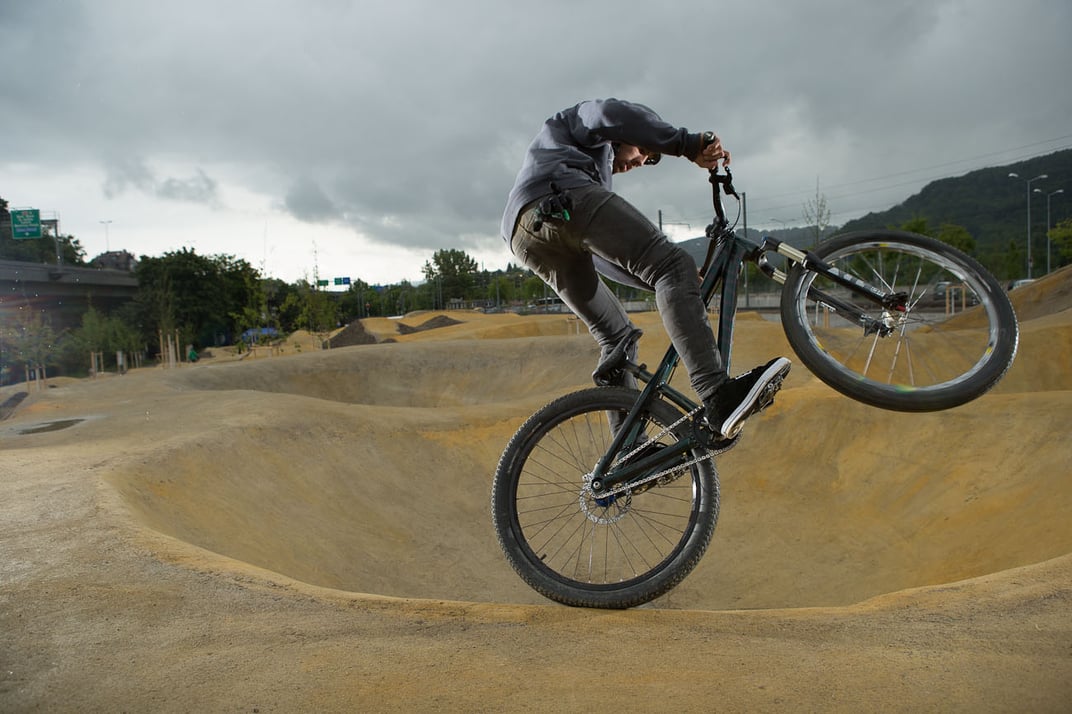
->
[{"left": 612, "top": 143, "right": 660, "bottom": 174}]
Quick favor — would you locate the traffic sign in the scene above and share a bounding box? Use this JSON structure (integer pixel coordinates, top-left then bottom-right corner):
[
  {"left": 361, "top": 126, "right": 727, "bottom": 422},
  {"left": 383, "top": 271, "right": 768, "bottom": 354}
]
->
[{"left": 11, "top": 209, "right": 41, "bottom": 239}]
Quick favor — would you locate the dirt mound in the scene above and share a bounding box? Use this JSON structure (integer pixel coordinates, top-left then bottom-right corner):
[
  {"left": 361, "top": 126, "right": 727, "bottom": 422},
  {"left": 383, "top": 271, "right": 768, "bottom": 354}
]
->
[
  {"left": 3, "top": 265, "right": 1072, "bottom": 711},
  {"left": 1007, "top": 264, "right": 1072, "bottom": 318},
  {"left": 396, "top": 314, "right": 463, "bottom": 334},
  {"left": 327, "top": 320, "right": 379, "bottom": 348},
  {"left": 105, "top": 290, "right": 1071, "bottom": 608},
  {"left": 103, "top": 379, "right": 1072, "bottom": 609},
  {"left": 0, "top": 390, "right": 28, "bottom": 420},
  {"left": 165, "top": 335, "right": 598, "bottom": 408}
]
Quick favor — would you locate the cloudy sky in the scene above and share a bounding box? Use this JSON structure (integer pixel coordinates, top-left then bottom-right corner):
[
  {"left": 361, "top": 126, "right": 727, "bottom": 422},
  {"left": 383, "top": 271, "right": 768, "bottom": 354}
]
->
[{"left": 2, "top": 0, "right": 1070, "bottom": 286}]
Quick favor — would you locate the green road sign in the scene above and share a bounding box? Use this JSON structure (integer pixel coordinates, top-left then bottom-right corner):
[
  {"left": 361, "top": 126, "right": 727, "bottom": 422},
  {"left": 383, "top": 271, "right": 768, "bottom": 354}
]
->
[{"left": 11, "top": 209, "right": 41, "bottom": 239}]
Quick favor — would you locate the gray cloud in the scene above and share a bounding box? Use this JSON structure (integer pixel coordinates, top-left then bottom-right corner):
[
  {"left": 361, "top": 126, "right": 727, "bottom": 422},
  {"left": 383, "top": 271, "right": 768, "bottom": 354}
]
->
[
  {"left": 102, "top": 159, "right": 219, "bottom": 206},
  {"left": 102, "top": 158, "right": 157, "bottom": 199},
  {"left": 2, "top": 0, "right": 1070, "bottom": 277},
  {"left": 284, "top": 178, "right": 340, "bottom": 223},
  {"left": 157, "top": 170, "right": 219, "bottom": 205}
]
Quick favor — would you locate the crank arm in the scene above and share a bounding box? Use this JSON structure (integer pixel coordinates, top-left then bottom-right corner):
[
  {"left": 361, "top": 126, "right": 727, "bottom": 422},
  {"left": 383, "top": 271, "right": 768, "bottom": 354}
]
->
[{"left": 590, "top": 437, "right": 698, "bottom": 495}]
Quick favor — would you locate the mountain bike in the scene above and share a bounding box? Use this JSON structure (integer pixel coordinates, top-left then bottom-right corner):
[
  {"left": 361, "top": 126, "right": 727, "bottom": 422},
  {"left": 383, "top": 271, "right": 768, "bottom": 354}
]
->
[{"left": 491, "top": 168, "right": 1019, "bottom": 609}]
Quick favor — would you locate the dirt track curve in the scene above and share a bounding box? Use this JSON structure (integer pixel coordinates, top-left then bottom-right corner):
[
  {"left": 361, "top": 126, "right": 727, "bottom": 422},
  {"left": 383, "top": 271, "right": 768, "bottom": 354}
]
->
[{"left": 2, "top": 268, "right": 1071, "bottom": 711}]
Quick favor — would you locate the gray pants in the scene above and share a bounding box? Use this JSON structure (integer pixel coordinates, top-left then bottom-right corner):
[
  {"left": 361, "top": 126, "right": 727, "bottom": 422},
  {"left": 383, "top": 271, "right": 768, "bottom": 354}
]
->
[{"left": 510, "top": 184, "right": 726, "bottom": 402}]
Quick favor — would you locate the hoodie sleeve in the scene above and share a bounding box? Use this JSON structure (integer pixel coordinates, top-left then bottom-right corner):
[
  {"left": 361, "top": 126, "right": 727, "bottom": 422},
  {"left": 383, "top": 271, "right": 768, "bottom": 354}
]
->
[{"left": 571, "top": 99, "right": 705, "bottom": 160}]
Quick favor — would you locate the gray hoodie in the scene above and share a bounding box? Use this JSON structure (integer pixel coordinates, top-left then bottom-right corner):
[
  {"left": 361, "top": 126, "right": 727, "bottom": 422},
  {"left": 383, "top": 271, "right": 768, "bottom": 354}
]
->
[{"left": 500, "top": 98, "right": 706, "bottom": 240}]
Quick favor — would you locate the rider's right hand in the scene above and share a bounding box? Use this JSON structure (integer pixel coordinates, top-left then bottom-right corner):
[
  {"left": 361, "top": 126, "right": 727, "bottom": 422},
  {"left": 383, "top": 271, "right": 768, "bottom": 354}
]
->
[{"left": 693, "top": 131, "right": 731, "bottom": 171}]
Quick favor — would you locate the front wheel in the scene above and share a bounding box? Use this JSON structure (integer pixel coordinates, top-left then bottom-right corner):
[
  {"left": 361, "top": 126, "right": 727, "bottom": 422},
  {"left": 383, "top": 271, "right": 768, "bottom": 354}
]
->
[
  {"left": 780, "top": 230, "right": 1018, "bottom": 412},
  {"left": 492, "top": 387, "right": 718, "bottom": 609}
]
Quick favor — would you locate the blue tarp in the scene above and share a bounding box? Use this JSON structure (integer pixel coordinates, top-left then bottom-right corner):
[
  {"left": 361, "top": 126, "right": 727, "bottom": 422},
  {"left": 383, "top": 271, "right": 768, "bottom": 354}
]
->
[{"left": 241, "top": 327, "right": 279, "bottom": 342}]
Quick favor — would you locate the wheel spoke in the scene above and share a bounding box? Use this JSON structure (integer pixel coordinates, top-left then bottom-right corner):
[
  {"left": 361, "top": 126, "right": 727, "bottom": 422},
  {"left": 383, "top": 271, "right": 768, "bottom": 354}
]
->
[
  {"left": 492, "top": 387, "right": 719, "bottom": 607},
  {"left": 782, "top": 230, "right": 1017, "bottom": 412}
]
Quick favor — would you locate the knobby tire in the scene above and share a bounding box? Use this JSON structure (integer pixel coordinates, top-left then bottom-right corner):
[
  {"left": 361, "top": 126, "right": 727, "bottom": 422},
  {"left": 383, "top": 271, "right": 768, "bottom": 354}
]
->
[
  {"left": 491, "top": 387, "right": 718, "bottom": 609},
  {"left": 780, "top": 230, "right": 1018, "bottom": 412}
]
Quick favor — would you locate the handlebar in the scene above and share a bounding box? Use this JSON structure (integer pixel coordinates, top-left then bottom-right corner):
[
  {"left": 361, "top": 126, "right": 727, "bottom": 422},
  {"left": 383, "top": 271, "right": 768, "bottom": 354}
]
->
[
  {"left": 696, "top": 168, "right": 741, "bottom": 277},
  {"left": 707, "top": 167, "right": 738, "bottom": 232}
]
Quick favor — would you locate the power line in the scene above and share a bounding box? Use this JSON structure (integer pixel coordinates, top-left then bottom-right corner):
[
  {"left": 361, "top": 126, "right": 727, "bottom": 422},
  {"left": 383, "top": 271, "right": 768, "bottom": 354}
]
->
[
  {"left": 745, "top": 138, "right": 1072, "bottom": 227},
  {"left": 662, "top": 137, "right": 1072, "bottom": 232},
  {"left": 760, "top": 134, "right": 1072, "bottom": 202}
]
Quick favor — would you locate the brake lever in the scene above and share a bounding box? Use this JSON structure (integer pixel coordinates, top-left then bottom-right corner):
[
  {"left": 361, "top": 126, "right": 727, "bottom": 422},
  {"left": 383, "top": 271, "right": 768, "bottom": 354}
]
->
[
  {"left": 713, "top": 168, "right": 739, "bottom": 199},
  {"left": 722, "top": 168, "right": 739, "bottom": 198}
]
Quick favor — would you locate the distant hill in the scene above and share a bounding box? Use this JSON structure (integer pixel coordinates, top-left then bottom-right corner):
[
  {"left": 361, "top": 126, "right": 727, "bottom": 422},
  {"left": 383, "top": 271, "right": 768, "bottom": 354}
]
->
[
  {"left": 839, "top": 148, "right": 1072, "bottom": 252},
  {"left": 677, "top": 148, "right": 1072, "bottom": 279}
]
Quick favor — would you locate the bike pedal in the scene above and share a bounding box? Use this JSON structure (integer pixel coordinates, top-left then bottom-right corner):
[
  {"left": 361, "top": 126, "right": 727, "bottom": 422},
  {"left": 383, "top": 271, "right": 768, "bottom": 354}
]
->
[
  {"left": 755, "top": 374, "right": 787, "bottom": 412},
  {"left": 708, "top": 432, "right": 741, "bottom": 454},
  {"left": 693, "top": 418, "right": 742, "bottom": 452}
]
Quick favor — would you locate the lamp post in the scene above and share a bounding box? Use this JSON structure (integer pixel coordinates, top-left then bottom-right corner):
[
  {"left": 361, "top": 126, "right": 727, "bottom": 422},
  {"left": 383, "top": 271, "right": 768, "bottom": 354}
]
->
[
  {"left": 1045, "top": 189, "right": 1064, "bottom": 275},
  {"left": 1008, "top": 173, "right": 1047, "bottom": 279},
  {"left": 99, "top": 220, "right": 113, "bottom": 252}
]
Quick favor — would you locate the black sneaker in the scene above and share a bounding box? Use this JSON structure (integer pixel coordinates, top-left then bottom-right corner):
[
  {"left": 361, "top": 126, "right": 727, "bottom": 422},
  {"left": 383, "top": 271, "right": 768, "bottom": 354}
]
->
[{"left": 704, "top": 357, "right": 791, "bottom": 439}]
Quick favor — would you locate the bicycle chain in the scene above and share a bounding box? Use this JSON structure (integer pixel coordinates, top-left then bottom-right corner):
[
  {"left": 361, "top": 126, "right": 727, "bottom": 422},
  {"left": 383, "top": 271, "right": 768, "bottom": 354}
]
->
[{"left": 586, "top": 406, "right": 737, "bottom": 500}]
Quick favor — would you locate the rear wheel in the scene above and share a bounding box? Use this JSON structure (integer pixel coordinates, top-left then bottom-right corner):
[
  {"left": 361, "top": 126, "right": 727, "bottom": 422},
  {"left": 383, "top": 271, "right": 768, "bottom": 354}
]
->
[
  {"left": 491, "top": 387, "right": 718, "bottom": 608},
  {"left": 780, "top": 230, "right": 1018, "bottom": 412}
]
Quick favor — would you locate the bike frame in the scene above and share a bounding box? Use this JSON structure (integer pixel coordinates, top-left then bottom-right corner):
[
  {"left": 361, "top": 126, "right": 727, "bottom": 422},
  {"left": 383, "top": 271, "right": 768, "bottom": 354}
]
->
[{"left": 588, "top": 170, "right": 910, "bottom": 496}]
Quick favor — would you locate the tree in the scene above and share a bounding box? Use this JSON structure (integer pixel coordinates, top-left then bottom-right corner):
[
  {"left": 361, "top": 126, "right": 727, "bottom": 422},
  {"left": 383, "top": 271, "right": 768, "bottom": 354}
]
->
[
  {"left": 3, "top": 309, "right": 58, "bottom": 387},
  {"left": 303, "top": 282, "right": 338, "bottom": 335},
  {"left": 336, "top": 279, "right": 375, "bottom": 321},
  {"left": 801, "top": 178, "right": 832, "bottom": 247},
  {"left": 899, "top": 216, "right": 930, "bottom": 235},
  {"left": 279, "top": 288, "right": 307, "bottom": 332},
  {"left": 937, "top": 223, "right": 976, "bottom": 255},
  {"left": 983, "top": 239, "right": 1025, "bottom": 281},
  {"left": 276, "top": 279, "right": 338, "bottom": 337},
  {"left": 486, "top": 275, "right": 515, "bottom": 307},
  {"left": 1049, "top": 218, "right": 1072, "bottom": 270},
  {"left": 217, "top": 255, "right": 263, "bottom": 342},
  {"left": 422, "top": 249, "right": 478, "bottom": 303},
  {"left": 522, "top": 275, "right": 547, "bottom": 302},
  {"left": 132, "top": 248, "right": 262, "bottom": 351},
  {"left": 262, "top": 278, "right": 302, "bottom": 331},
  {"left": 62, "top": 306, "right": 144, "bottom": 373}
]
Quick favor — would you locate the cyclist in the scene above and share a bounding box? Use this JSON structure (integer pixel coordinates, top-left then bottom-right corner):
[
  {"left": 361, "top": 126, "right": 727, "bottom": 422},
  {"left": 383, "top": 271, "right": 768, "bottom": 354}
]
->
[{"left": 501, "top": 98, "right": 790, "bottom": 439}]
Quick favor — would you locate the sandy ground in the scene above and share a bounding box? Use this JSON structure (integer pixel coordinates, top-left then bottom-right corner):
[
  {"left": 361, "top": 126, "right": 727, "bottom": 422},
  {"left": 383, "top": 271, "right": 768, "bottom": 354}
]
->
[{"left": 2, "top": 269, "right": 1071, "bottom": 712}]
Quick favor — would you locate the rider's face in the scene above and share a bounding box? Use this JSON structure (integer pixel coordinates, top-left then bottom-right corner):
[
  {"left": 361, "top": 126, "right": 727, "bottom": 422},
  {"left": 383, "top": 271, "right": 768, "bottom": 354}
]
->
[{"left": 612, "top": 144, "right": 654, "bottom": 174}]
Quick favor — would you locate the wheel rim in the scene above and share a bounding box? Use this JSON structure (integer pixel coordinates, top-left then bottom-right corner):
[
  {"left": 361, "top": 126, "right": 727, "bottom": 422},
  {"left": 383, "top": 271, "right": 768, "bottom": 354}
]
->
[
  {"left": 791, "top": 238, "right": 1008, "bottom": 394},
  {"left": 510, "top": 404, "right": 707, "bottom": 590}
]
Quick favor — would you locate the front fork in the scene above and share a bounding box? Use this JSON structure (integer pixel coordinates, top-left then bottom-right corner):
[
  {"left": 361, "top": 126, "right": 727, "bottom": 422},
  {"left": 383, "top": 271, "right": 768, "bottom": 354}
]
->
[{"left": 754, "top": 238, "right": 907, "bottom": 336}]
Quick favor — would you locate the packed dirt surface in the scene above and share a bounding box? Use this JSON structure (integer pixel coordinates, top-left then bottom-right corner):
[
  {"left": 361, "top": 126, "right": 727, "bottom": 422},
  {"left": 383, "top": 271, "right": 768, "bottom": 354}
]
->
[{"left": 2, "top": 268, "right": 1071, "bottom": 711}]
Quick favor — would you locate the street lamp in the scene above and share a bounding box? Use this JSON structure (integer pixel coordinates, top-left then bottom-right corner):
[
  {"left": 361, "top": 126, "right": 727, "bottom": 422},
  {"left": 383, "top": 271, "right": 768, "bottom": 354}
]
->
[
  {"left": 99, "top": 220, "right": 113, "bottom": 252},
  {"left": 1008, "top": 173, "right": 1047, "bottom": 279},
  {"left": 1045, "top": 189, "right": 1064, "bottom": 275}
]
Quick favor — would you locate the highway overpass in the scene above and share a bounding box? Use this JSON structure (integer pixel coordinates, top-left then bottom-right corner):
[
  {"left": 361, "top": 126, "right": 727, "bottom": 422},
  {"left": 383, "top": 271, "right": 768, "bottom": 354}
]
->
[{"left": 0, "top": 258, "right": 139, "bottom": 329}]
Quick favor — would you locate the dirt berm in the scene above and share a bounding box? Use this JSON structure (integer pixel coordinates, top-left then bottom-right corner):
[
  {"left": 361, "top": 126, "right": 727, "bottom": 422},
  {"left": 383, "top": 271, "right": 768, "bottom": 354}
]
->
[{"left": 2, "top": 268, "right": 1070, "bottom": 711}]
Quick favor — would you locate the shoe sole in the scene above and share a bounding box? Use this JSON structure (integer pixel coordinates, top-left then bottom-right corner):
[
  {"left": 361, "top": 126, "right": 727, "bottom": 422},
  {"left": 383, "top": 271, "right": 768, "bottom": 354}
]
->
[{"left": 720, "top": 358, "right": 791, "bottom": 438}]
